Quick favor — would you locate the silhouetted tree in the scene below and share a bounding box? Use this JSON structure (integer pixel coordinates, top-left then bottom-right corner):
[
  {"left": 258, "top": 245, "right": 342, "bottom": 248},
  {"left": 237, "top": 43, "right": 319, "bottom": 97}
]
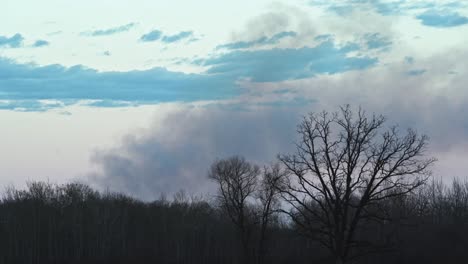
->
[
  {"left": 256, "top": 163, "right": 283, "bottom": 264},
  {"left": 277, "top": 105, "right": 435, "bottom": 264},
  {"left": 209, "top": 156, "right": 260, "bottom": 263},
  {"left": 3, "top": 178, "right": 468, "bottom": 264}
]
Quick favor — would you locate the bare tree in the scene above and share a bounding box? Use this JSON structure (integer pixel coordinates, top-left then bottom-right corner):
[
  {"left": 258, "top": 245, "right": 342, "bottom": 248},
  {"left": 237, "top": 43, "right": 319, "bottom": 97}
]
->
[
  {"left": 256, "top": 163, "right": 284, "bottom": 264},
  {"left": 277, "top": 105, "right": 435, "bottom": 264},
  {"left": 209, "top": 156, "right": 260, "bottom": 263}
]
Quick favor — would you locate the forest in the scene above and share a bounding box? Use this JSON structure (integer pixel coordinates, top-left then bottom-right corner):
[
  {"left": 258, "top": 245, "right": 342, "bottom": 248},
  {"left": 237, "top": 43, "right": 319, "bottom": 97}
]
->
[
  {"left": 1, "top": 178, "right": 468, "bottom": 264},
  {"left": 1, "top": 106, "right": 466, "bottom": 264}
]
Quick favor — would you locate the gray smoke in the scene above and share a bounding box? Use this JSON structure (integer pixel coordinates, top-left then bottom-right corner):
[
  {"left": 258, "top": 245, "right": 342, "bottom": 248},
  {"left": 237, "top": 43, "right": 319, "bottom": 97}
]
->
[{"left": 89, "top": 104, "right": 306, "bottom": 200}]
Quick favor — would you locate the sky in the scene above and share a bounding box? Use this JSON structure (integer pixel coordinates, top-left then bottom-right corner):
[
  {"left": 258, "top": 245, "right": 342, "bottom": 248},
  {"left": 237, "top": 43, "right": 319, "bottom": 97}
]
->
[{"left": 1, "top": 0, "right": 468, "bottom": 199}]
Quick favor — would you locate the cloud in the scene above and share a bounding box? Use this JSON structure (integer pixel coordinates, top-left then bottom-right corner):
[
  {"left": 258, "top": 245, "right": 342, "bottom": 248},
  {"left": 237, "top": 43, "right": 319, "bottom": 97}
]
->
[
  {"left": 0, "top": 57, "right": 235, "bottom": 111},
  {"left": 245, "top": 49, "right": 468, "bottom": 155},
  {"left": 220, "top": 7, "right": 322, "bottom": 51},
  {"left": 89, "top": 65, "right": 468, "bottom": 199},
  {"left": 85, "top": 100, "right": 137, "bottom": 107},
  {"left": 216, "top": 31, "right": 297, "bottom": 50},
  {"left": 140, "top": 30, "right": 163, "bottom": 42},
  {"left": 364, "top": 33, "right": 392, "bottom": 50},
  {"left": 320, "top": 0, "right": 407, "bottom": 16},
  {"left": 318, "top": 0, "right": 464, "bottom": 17},
  {"left": 416, "top": 10, "right": 468, "bottom": 27},
  {"left": 81, "top": 22, "right": 136, "bottom": 36},
  {"left": 32, "top": 40, "right": 50, "bottom": 47},
  {"left": 47, "top": 31, "right": 62, "bottom": 36},
  {"left": 87, "top": 45, "right": 468, "bottom": 199},
  {"left": 217, "top": 3, "right": 392, "bottom": 56},
  {"left": 0, "top": 33, "right": 24, "bottom": 48},
  {"left": 0, "top": 99, "right": 74, "bottom": 112},
  {"left": 90, "top": 103, "right": 303, "bottom": 199},
  {"left": 407, "top": 69, "right": 426, "bottom": 75},
  {"left": 404, "top": 56, "right": 415, "bottom": 64},
  {"left": 0, "top": 38, "right": 377, "bottom": 111},
  {"left": 200, "top": 40, "right": 377, "bottom": 82},
  {"left": 161, "top": 31, "right": 193, "bottom": 43},
  {"left": 140, "top": 30, "right": 196, "bottom": 44}
]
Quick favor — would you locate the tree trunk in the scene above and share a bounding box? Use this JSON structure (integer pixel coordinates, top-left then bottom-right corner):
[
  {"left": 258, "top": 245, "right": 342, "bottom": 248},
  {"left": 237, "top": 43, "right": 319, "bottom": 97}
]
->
[
  {"left": 257, "top": 222, "right": 267, "bottom": 264},
  {"left": 335, "top": 257, "right": 345, "bottom": 264},
  {"left": 241, "top": 231, "right": 250, "bottom": 264}
]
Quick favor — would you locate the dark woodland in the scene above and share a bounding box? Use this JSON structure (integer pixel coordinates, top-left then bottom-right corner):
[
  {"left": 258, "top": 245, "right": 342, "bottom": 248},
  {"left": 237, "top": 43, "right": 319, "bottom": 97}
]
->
[{"left": 1, "top": 106, "right": 466, "bottom": 264}]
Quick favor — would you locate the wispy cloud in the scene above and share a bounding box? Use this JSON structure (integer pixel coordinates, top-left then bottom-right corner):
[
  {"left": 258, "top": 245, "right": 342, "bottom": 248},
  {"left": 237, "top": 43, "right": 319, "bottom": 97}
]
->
[
  {"left": 47, "top": 31, "right": 62, "bottom": 36},
  {"left": 81, "top": 22, "right": 137, "bottom": 37},
  {"left": 32, "top": 40, "right": 50, "bottom": 48},
  {"left": 319, "top": 0, "right": 410, "bottom": 16},
  {"left": 139, "top": 30, "right": 196, "bottom": 43},
  {"left": 318, "top": 0, "right": 464, "bottom": 18},
  {"left": 216, "top": 31, "right": 297, "bottom": 50},
  {"left": 161, "top": 31, "right": 193, "bottom": 43},
  {"left": 140, "top": 30, "right": 163, "bottom": 42},
  {"left": 364, "top": 33, "right": 392, "bottom": 50},
  {"left": 407, "top": 69, "right": 427, "bottom": 76},
  {"left": 0, "top": 33, "right": 24, "bottom": 48}
]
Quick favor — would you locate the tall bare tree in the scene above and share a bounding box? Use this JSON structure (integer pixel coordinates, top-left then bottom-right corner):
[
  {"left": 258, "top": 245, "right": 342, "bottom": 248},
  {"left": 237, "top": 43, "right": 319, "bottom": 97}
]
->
[
  {"left": 277, "top": 105, "right": 435, "bottom": 264},
  {"left": 256, "top": 163, "right": 284, "bottom": 264},
  {"left": 209, "top": 156, "right": 260, "bottom": 263}
]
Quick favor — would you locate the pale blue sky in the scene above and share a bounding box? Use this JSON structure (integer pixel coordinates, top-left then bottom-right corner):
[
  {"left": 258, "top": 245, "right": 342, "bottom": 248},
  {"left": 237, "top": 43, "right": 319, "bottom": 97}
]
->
[{"left": 1, "top": 0, "right": 468, "bottom": 197}]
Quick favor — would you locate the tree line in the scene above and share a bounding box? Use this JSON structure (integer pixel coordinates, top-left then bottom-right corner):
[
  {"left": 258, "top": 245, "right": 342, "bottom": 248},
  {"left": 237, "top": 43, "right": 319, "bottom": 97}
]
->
[{"left": 0, "top": 105, "right": 466, "bottom": 264}]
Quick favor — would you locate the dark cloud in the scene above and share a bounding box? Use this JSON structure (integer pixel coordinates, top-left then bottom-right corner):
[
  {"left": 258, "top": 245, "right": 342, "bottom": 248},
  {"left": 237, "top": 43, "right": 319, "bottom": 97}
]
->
[
  {"left": 90, "top": 104, "right": 304, "bottom": 200},
  {"left": 88, "top": 48, "right": 468, "bottom": 199},
  {"left": 89, "top": 68, "right": 468, "bottom": 199}
]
